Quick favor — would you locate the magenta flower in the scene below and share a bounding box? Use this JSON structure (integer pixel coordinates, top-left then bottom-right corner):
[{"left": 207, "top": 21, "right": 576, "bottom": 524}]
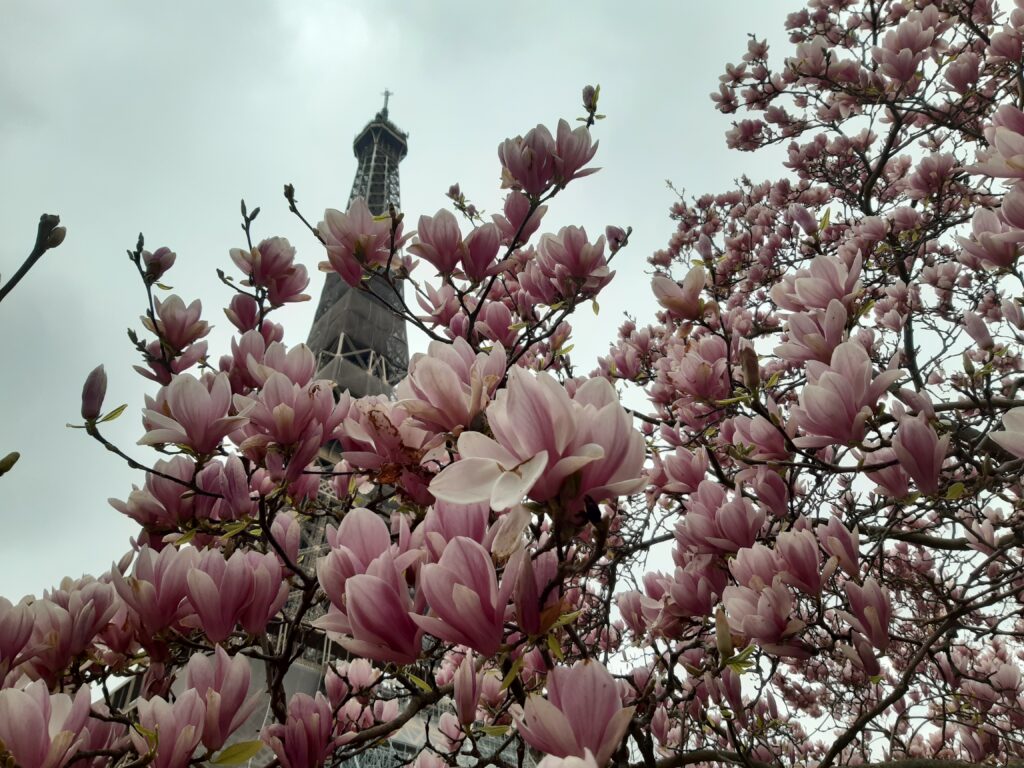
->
[
  {"left": 139, "top": 373, "right": 250, "bottom": 454},
  {"left": 0, "top": 596, "right": 33, "bottom": 683},
  {"left": 186, "top": 550, "right": 255, "bottom": 643},
  {"left": 111, "top": 545, "right": 199, "bottom": 637},
  {"left": 722, "top": 583, "right": 807, "bottom": 658},
  {"left": 461, "top": 222, "right": 502, "bottom": 282},
  {"left": 492, "top": 190, "right": 547, "bottom": 246},
  {"left": 186, "top": 646, "right": 262, "bottom": 751},
  {"left": 129, "top": 689, "right": 206, "bottom": 768},
  {"left": 315, "top": 552, "right": 423, "bottom": 665},
  {"left": 840, "top": 577, "right": 892, "bottom": 651},
  {"left": 262, "top": 692, "right": 334, "bottom": 768},
  {"left": 229, "top": 236, "right": 310, "bottom": 306},
  {"left": 816, "top": 517, "right": 860, "bottom": 578},
  {"left": 891, "top": 415, "right": 949, "bottom": 495},
  {"left": 498, "top": 124, "right": 557, "bottom": 196},
  {"left": 142, "top": 295, "right": 210, "bottom": 352},
  {"left": 408, "top": 208, "right": 464, "bottom": 275},
  {"left": 430, "top": 369, "right": 644, "bottom": 515},
  {"left": 396, "top": 337, "right": 506, "bottom": 434},
  {"left": 142, "top": 246, "right": 176, "bottom": 282},
  {"left": 453, "top": 650, "right": 483, "bottom": 726},
  {"left": 413, "top": 537, "right": 518, "bottom": 656},
  {"left": 553, "top": 119, "right": 599, "bottom": 185},
  {"left": 0, "top": 681, "right": 91, "bottom": 768},
  {"left": 318, "top": 197, "right": 405, "bottom": 287},
  {"left": 790, "top": 341, "right": 902, "bottom": 448},
  {"left": 775, "top": 528, "right": 822, "bottom": 596},
  {"left": 516, "top": 661, "right": 634, "bottom": 767}
]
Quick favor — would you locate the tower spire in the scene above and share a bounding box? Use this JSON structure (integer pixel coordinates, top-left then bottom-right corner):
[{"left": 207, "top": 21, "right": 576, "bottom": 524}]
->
[{"left": 306, "top": 100, "right": 409, "bottom": 398}]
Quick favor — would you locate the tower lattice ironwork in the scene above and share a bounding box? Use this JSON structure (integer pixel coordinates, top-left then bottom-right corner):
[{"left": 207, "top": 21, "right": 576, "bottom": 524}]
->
[{"left": 306, "top": 93, "right": 410, "bottom": 398}]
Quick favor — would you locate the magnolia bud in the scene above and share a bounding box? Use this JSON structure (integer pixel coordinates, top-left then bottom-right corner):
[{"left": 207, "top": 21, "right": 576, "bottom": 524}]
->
[
  {"left": 0, "top": 451, "right": 20, "bottom": 477},
  {"left": 46, "top": 226, "right": 67, "bottom": 248},
  {"left": 81, "top": 364, "right": 107, "bottom": 421}
]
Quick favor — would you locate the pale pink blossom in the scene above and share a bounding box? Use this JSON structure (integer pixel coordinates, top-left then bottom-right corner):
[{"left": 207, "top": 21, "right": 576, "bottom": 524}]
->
[
  {"left": 722, "top": 583, "right": 807, "bottom": 658},
  {"left": 0, "top": 681, "right": 91, "bottom": 768},
  {"left": 408, "top": 209, "right": 463, "bottom": 275},
  {"left": 840, "top": 577, "right": 892, "bottom": 651},
  {"left": 652, "top": 266, "right": 705, "bottom": 320},
  {"left": 414, "top": 537, "right": 519, "bottom": 656},
  {"left": 396, "top": 337, "right": 505, "bottom": 434},
  {"left": 498, "top": 124, "right": 557, "bottom": 196},
  {"left": 318, "top": 197, "right": 405, "bottom": 287},
  {"left": 186, "top": 646, "right": 262, "bottom": 751},
  {"left": 517, "top": 661, "right": 634, "bottom": 767},
  {"left": 891, "top": 415, "right": 949, "bottom": 495},
  {"left": 130, "top": 689, "right": 206, "bottom": 768},
  {"left": 230, "top": 237, "right": 310, "bottom": 306},
  {"left": 139, "top": 373, "right": 249, "bottom": 454},
  {"left": 262, "top": 692, "right": 334, "bottom": 768},
  {"left": 492, "top": 191, "right": 547, "bottom": 246}
]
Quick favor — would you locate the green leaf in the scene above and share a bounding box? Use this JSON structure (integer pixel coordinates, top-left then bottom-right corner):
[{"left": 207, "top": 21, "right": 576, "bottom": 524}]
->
[
  {"left": 155, "top": 282, "right": 173, "bottom": 290},
  {"left": 477, "top": 725, "right": 509, "bottom": 737},
  {"left": 176, "top": 529, "right": 197, "bottom": 545},
  {"left": 546, "top": 632, "right": 564, "bottom": 660},
  {"left": 819, "top": 208, "right": 831, "bottom": 232},
  {"left": 222, "top": 521, "right": 249, "bottom": 538},
  {"left": 591, "top": 300, "right": 600, "bottom": 316},
  {"left": 99, "top": 404, "right": 128, "bottom": 423},
  {"left": 212, "top": 740, "right": 265, "bottom": 765},
  {"left": 500, "top": 657, "right": 524, "bottom": 691},
  {"left": 553, "top": 610, "right": 582, "bottom": 628},
  {"left": 407, "top": 673, "right": 433, "bottom": 693},
  {"left": 945, "top": 482, "right": 966, "bottom": 500}
]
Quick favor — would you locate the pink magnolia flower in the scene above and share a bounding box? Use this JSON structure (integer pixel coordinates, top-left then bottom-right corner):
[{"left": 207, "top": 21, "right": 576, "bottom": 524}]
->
[
  {"left": 498, "top": 124, "right": 557, "bottom": 196},
  {"left": 0, "top": 597, "right": 33, "bottom": 683},
  {"left": 840, "top": 577, "right": 892, "bottom": 651},
  {"left": 891, "top": 415, "right": 949, "bottom": 495},
  {"left": 956, "top": 208, "right": 1023, "bottom": 270},
  {"left": 430, "top": 369, "right": 644, "bottom": 516},
  {"left": 318, "top": 197, "right": 406, "bottom": 287},
  {"left": 413, "top": 537, "right": 519, "bottom": 656},
  {"left": 991, "top": 407, "right": 1024, "bottom": 458},
  {"left": 229, "top": 236, "right": 310, "bottom": 306},
  {"left": 969, "top": 107, "right": 1024, "bottom": 179},
  {"left": 27, "top": 578, "right": 119, "bottom": 685},
  {"left": 142, "top": 246, "right": 176, "bottom": 282},
  {"left": 461, "top": 222, "right": 502, "bottom": 282},
  {"left": 0, "top": 681, "right": 91, "bottom": 768},
  {"left": 142, "top": 295, "right": 210, "bottom": 353},
  {"left": 492, "top": 191, "right": 547, "bottom": 246},
  {"left": 111, "top": 545, "right": 199, "bottom": 637},
  {"left": 775, "top": 528, "right": 822, "bottom": 596},
  {"left": 395, "top": 337, "right": 506, "bottom": 434},
  {"left": 516, "top": 661, "right": 634, "bottom": 767},
  {"left": 130, "top": 689, "right": 206, "bottom": 768},
  {"left": 553, "top": 118, "right": 599, "bottom": 185},
  {"left": 722, "top": 583, "right": 807, "bottom": 658},
  {"left": 315, "top": 552, "right": 423, "bottom": 665},
  {"left": 186, "top": 646, "right": 262, "bottom": 751},
  {"left": 663, "top": 556, "right": 729, "bottom": 619},
  {"left": 770, "top": 253, "right": 862, "bottom": 313},
  {"left": 790, "top": 341, "right": 902, "bottom": 447},
  {"left": 139, "top": 373, "right": 250, "bottom": 454},
  {"left": 774, "top": 300, "right": 848, "bottom": 364},
  {"left": 652, "top": 266, "right": 705, "bottom": 320},
  {"left": 816, "top": 517, "right": 860, "bottom": 578},
  {"left": 533, "top": 225, "right": 612, "bottom": 301},
  {"left": 408, "top": 209, "right": 464, "bottom": 275},
  {"left": 186, "top": 550, "right": 256, "bottom": 643},
  {"left": 675, "top": 480, "right": 765, "bottom": 555}
]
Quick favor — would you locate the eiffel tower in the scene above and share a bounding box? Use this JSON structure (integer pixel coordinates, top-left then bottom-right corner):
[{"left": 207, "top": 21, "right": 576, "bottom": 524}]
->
[{"left": 306, "top": 89, "right": 410, "bottom": 398}]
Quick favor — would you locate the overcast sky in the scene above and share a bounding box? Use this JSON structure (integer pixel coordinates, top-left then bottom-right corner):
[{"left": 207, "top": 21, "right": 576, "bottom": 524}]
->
[{"left": 0, "top": 1, "right": 789, "bottom": 600}]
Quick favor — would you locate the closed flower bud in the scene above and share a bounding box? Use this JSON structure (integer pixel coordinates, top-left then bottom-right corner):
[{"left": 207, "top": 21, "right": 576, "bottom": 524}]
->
[{"left": 81, "top": 364, "right": 107, "bottom": 420}]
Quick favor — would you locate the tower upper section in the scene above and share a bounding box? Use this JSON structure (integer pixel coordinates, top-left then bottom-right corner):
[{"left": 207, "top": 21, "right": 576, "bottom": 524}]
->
[{"left": 306, "top": 95, "right": 410, "bottom": 398}]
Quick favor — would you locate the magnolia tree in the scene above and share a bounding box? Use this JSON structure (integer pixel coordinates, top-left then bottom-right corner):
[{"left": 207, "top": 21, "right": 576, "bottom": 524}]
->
[{"left": 5, "top": 1, "right": 1024, "bottom": 766}]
